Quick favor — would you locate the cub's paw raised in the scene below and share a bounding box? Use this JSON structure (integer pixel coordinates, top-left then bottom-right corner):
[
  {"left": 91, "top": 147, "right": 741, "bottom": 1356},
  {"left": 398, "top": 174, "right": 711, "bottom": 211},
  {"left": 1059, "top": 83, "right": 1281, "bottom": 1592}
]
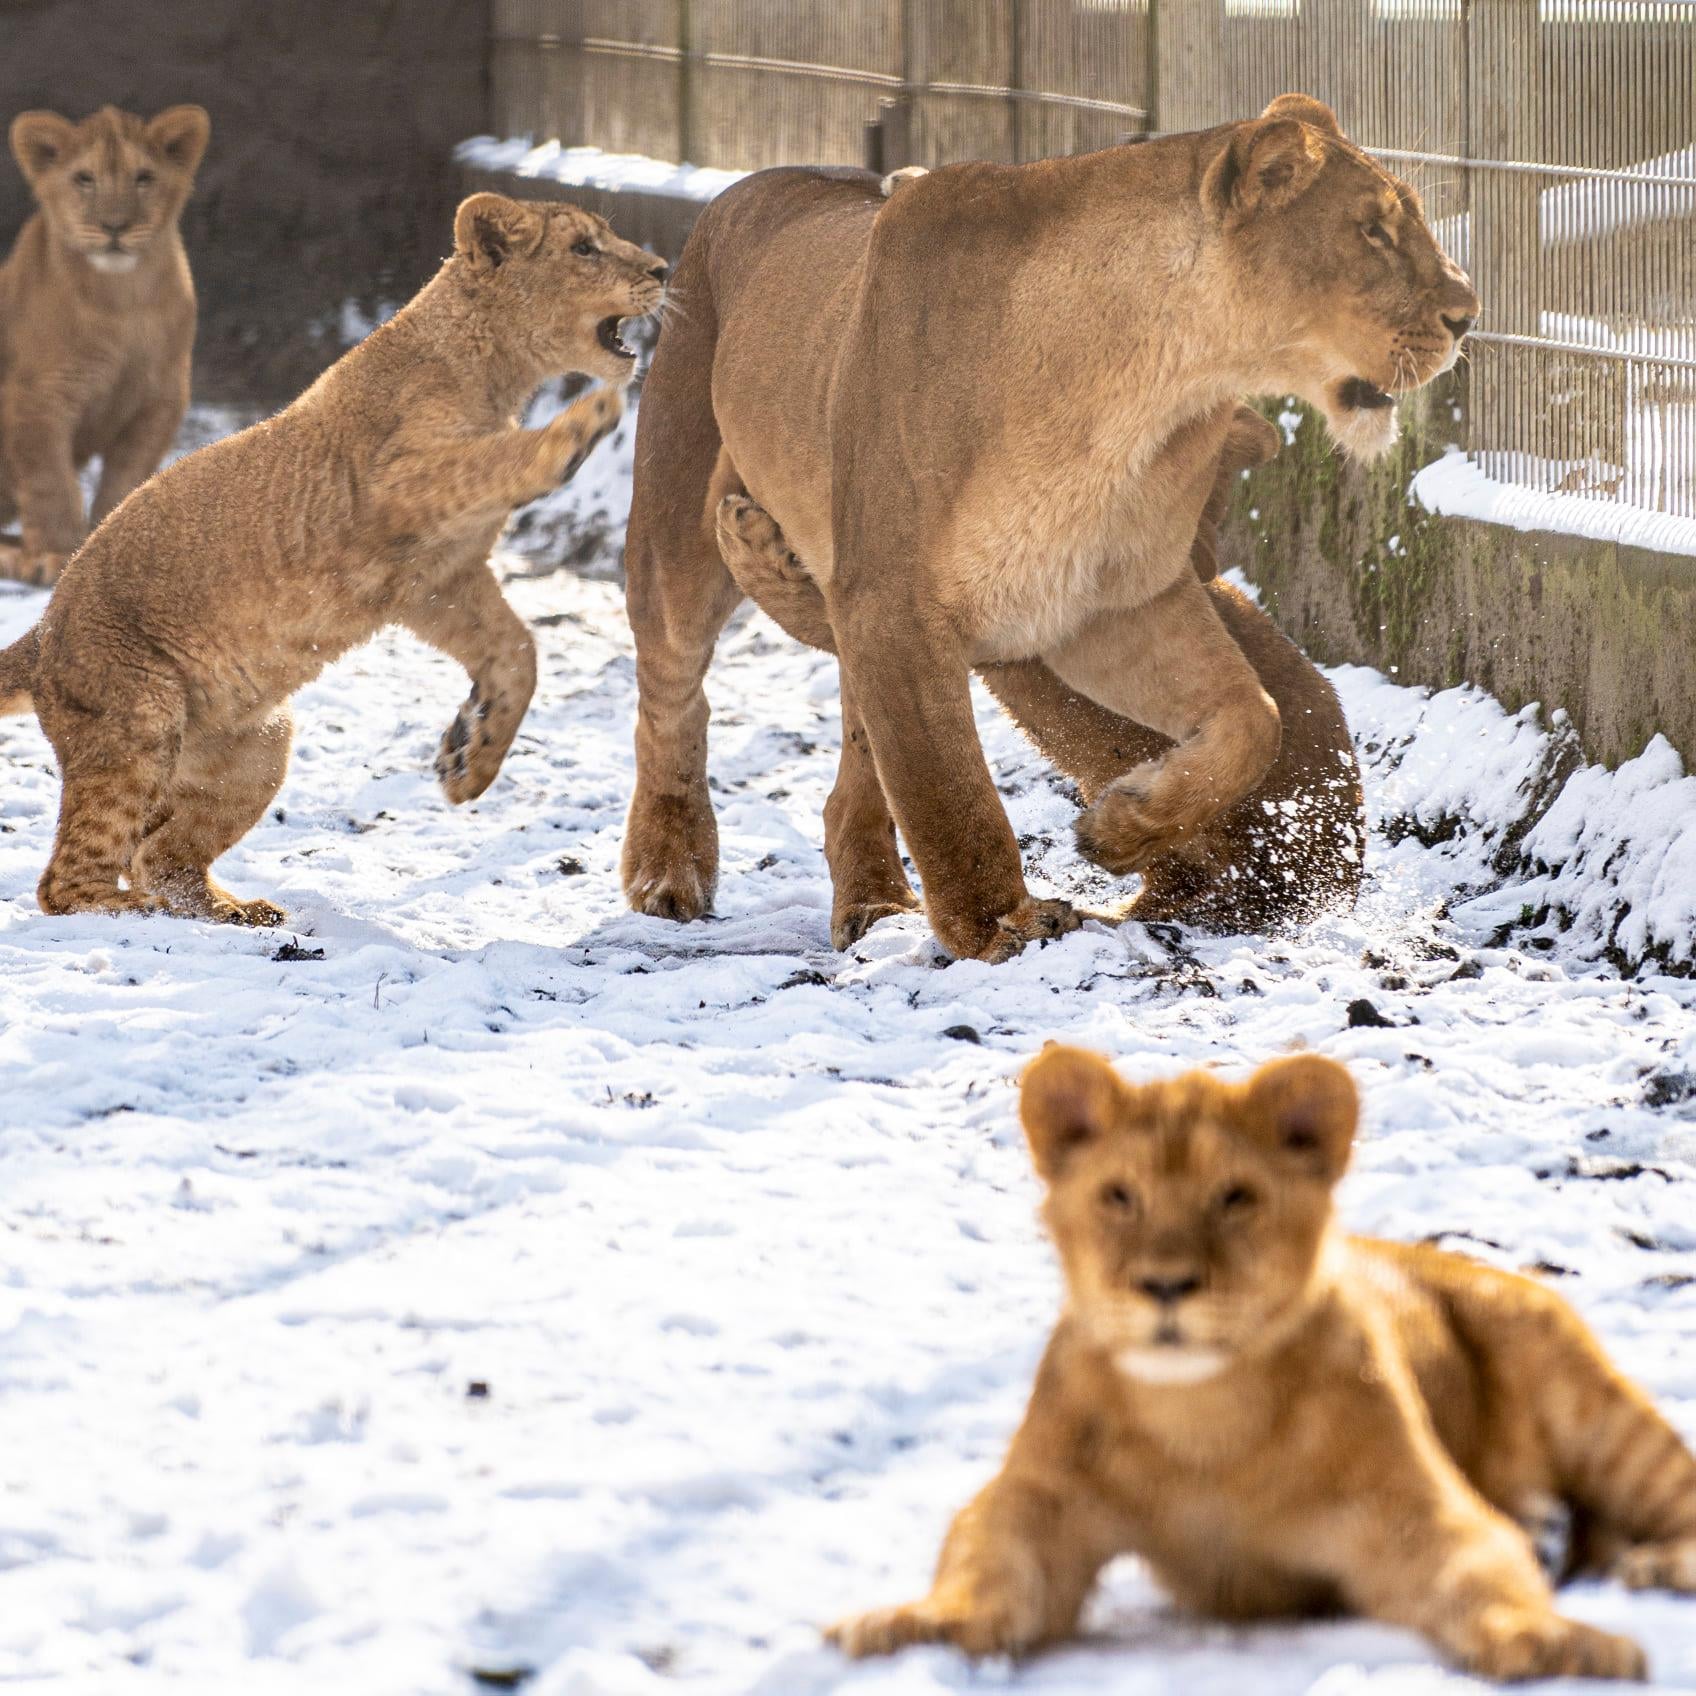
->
[
  {"left": 827, "top": 1596, "right": 1038, "bottom": 1660},
  {"left": 979, "top": 896, "right": 1080, "bottom": 964},
  {"left": 435, "top": 688, "right": 510, "bottom": 804},
  {"left": 545, "top": 386, "right": 624, "bottom": 487},
  {"left": 1465, "top": 1608, "right": 1647, "bottom": 1683},
  {"left": 1614, "top": 1538, "right": 1696, "bottom": 1593}
]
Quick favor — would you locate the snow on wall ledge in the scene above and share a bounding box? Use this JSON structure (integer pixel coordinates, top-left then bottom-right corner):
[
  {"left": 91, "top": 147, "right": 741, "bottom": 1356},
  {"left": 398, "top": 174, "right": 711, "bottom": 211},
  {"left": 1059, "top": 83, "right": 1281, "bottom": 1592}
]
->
[
  {"left": 453, "top": 137, "right": 747, "bottom": 205},
  {"left": 1412, "top": 450, "right": 1696, "bottom": 560}
]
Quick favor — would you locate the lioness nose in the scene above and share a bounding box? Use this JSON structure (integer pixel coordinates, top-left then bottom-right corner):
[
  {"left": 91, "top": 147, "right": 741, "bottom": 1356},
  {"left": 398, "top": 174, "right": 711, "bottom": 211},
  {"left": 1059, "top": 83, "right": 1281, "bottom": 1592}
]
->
[
  {"left": 100, "top": 218, "right": 130, "bottom": 236},
  {"left": 1442, "top": 313, "right": 1475, "bottom": 342},
  {"left": 1140, "top": 1275, "right": 1201, "bottom": 1306}
]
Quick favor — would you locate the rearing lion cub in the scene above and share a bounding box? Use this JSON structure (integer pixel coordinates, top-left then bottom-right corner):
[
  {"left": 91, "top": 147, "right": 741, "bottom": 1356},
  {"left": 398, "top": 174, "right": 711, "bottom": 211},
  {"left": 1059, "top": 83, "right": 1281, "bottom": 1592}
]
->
[
  {"left": 832, "top": 1048, "right": 1696, "bottom": 1681},
  {"left": 0, "top": 193, "right": 665, "bottom": 923}
]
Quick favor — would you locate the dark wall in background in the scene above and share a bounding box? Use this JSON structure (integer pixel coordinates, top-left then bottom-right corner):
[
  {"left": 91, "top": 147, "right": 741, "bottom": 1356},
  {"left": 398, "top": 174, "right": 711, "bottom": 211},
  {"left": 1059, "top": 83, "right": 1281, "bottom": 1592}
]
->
[{"left": 0, "top": 0, "right": 489, "bottom": 402}]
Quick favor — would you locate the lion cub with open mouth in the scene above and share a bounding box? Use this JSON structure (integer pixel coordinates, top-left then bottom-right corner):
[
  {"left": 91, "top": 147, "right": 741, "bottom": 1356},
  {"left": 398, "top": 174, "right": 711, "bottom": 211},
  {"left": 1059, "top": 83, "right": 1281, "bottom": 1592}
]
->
[
  {"left": 0, "top": 193, "right": 665, "bottom": 924},
  {"left": 831, "top": 1049, "right": 1696, "bottom": 1681}
]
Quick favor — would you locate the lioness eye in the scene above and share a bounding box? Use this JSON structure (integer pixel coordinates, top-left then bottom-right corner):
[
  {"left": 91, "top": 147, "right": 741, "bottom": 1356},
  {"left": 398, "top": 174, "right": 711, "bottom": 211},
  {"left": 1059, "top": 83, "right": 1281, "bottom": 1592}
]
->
[
  {"left": 72, "top": 170, "right": 95, "bottom": 188},
  {"left": 1364, "top": 219, "right": 1391, "bottom": 247},
  {"left": 1219, "top": 1184, "right": 1258, "bottom": 1214},
  {"left": 1100, "top": 1181, "right": 1136, "bottom": 1212},
  {"left": 572, "top": 238, "right": 597, "bottom": 258},
  {"left": 135, "top": 169, "right": 155, "bottom": 186}
]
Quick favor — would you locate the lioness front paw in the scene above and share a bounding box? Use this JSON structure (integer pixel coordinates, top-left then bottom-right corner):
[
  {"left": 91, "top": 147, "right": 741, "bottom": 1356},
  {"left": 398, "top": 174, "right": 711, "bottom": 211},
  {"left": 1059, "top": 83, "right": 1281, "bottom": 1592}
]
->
[
  {"left": 978, "top": 896, "right": 1081, "bottom": 964},
  {"left": 827, "top": 1596, "right": 1039, "bottom": 1660},
  {"left": 1463, "top": 1607, "right": 1647, "bottom": 1683},
  {"left": 435, "top": 688, "right": 509, "bottom": 804},
  {"left": 1075, "top": 771, "right": 1186, "bottom": 878},
  {"left": 621, "top": 790, "right": 718, "bottom": 923},
  {"left": 9, "top": 546, "right": 70, "bottom": 587},
  {"left": 831, "top": 893, "right": 920, "bottom": 951}
]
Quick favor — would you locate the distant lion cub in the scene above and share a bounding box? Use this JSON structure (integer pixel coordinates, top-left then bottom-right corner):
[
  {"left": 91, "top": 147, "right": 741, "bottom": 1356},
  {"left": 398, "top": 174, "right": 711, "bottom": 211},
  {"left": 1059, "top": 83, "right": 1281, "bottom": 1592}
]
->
[
  {"left": 832, "top": 1048, "right": 1696, "bottom": 1682},
  {"left": 0, "top": 193, "right": 665, "bottom": 923}
]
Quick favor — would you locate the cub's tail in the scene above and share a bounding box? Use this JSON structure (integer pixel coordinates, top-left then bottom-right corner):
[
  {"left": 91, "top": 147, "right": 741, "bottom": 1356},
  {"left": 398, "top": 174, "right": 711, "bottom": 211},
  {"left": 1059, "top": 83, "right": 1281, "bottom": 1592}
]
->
[{"left": 0, "top": 626, "right": 40, "bottom": 716}]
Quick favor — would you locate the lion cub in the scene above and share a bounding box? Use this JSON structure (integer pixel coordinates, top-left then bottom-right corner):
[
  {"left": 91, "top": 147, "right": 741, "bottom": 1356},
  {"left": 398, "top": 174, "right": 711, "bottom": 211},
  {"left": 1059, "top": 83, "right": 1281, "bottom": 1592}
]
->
[
  {"left": 0, "top": 104, "right": 211, "bottom": 586},
  {"left": 0, "top": 193, "right": 665, "bottom": 924},
  {"left": 831, "top": 1048, "right": 1696, "bottom": 1681}
]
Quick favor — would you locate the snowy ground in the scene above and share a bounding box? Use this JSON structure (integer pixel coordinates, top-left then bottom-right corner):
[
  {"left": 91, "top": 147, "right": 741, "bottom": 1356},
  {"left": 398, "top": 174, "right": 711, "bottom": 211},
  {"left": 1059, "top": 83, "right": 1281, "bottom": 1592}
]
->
[{"left": 3, "top": 407, "right": 1696, "bottom": 1696}]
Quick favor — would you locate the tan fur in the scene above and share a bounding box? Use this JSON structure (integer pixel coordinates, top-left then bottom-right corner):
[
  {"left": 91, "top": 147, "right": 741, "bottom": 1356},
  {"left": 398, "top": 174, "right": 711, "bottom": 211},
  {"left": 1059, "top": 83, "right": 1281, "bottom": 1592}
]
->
[
  {"left": 0, "top": 194, "right": 665, "bottom": 924},
  {"left": 0, "top": 105, "right": 210, "bottom": 586},
  {"left": 831, "top": 1048, "right": 1696, "bottom": 1681},
  {"left": 714, "top": 407, "right": 1362, "bottom": 946},
  {"left": 621, "top": 95, "right": 1476, "bottom": 959}
]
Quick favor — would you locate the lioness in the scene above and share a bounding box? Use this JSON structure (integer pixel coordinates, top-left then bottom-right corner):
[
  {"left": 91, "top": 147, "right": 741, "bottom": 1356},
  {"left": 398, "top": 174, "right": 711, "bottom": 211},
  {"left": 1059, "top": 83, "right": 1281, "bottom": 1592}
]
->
[
  {"left": 715, "top": 404, "right": 1364, "bottom": 946},
  {"left": 831, "top": 1047, "right": 1696, "bottom": 1681},
  {"left": 621, "top": 94, "right": 1476, "bottom": 960},
  {"left": 0, "top": 193, "right": 665, "bottom": 923},
  {"left": 0, "top": 104, "right": 211, "bottom": 586}
]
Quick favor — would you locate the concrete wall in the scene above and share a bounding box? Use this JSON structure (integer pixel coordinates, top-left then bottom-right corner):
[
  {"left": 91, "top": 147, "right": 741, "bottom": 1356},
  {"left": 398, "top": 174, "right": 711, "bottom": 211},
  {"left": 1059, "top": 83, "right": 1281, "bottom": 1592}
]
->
[
  {"left": 0, "top": 0, "right": 490, "bottom": 402},
  {"left": 1222, "top": 378, "right": 1696, "bottom": 770}
]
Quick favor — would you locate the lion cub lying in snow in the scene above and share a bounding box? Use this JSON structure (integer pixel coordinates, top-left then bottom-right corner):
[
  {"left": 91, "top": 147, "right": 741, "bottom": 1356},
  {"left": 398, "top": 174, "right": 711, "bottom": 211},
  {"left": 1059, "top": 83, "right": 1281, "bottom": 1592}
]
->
[
  {"left": 0, "top": 193, "right": 665, "bottom": 923},
  {"left": 832, "top": 1049, "right": 1696, "bottom": 1681}
]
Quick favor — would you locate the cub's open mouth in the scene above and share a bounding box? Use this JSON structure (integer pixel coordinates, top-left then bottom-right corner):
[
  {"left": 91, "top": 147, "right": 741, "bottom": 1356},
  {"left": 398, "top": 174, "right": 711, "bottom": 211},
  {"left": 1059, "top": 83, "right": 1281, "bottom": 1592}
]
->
[
  {"left": 1337, "top": 376, "right": 1395, "bottom": 412},
  {"left": 596, "top": 316, "right": 636, "bottom": 359}
]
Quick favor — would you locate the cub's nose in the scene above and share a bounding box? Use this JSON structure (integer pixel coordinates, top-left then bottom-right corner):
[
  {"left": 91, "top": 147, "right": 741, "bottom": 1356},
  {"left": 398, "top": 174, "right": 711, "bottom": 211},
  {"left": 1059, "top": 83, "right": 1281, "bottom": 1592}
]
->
[
  {"left": 1140, "top": 1275, "right": 1202, "bottom": 1306},
  {"left": 1442, "top": 313, "right": 1475, "bottom": 342},
  {"left": 648, "top": 259, "right": 669, "bottom": 282}
]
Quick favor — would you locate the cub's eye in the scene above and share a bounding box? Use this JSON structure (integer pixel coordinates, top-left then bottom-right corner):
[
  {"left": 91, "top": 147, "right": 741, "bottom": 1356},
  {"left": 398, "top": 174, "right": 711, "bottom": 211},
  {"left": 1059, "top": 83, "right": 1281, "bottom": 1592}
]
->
[
  {"left": 572, "top": 238, "right": 598, "bottom": 258},
  {"left": 1099, "top": 1181, "right": 1137, "bottom": 1213},
  {"left": 135, "top": 169, "right": 156, "bottom": 187},
  {"left": 1364, "top": 219, "right": 1392, "bottom": 248},
  {"left": 1218, "top": 1184, "right": 1259, "bottom": 1215},
  {"left": 72, "top": 170, "right": 96, "bottom": 188}
]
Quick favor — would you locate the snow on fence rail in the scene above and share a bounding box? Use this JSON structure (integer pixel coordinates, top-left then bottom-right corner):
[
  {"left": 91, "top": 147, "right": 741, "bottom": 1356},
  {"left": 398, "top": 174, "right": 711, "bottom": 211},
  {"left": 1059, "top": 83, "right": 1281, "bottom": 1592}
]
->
[{"left": 487, "top": 0, "right": 1696, "bottom": 532}]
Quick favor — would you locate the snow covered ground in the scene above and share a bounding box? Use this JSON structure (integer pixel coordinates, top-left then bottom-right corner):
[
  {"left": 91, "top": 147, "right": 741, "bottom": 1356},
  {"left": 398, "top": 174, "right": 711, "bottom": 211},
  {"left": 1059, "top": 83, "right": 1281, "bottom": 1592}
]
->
[{"left": 3, "top": 406, "right": 1696, "bottom": 1696}]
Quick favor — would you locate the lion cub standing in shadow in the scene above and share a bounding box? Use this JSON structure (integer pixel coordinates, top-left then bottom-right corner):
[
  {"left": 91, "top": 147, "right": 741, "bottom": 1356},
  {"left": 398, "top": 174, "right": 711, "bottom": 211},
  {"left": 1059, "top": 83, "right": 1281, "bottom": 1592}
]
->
[
  {"left": 832, "top": 1048, "right": 1696, "bottom": 1681},
  {"left": 0, "top": 193, "right": 665, "bottom": 923}
]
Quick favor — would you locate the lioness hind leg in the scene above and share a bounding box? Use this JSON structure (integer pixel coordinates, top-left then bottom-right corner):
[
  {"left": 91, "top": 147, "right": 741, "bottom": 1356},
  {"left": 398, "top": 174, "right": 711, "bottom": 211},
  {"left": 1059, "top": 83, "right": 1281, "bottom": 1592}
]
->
[{"left": 131, "top": 711, "right": 292, "bottom": 926}]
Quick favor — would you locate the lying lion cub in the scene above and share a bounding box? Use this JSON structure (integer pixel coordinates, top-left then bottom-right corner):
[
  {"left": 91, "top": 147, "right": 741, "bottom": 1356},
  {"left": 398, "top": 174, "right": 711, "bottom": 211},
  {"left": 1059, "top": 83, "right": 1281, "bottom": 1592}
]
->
[
  {"left": 832, "top": 1049, "right": 1696, "bottom": 1681},
  {"left": 0, "top": 193, "right": 665, "bottom": 923}
]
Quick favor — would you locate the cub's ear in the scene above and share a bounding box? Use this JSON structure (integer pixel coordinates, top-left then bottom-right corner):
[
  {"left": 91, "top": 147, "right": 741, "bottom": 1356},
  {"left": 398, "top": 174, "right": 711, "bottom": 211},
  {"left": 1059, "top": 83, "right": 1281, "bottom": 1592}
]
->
[
  {"left": 1242, "top": 1053, "right": 1357, "bottom": 1183},
  {"left": 145, "top": 106, "right": 211, "bottom": 176},
  {"left": 9, "top": 111, "right": 75, "bottom": 183},
  {"left": 1260, "top": 93, "right": 1341, "bottom": 137},
  {"left": 1204, "top": 115, "right": 1327, "bottom": 223},
  {"left": 1020, "top": 1045, "right": 1125, "bottom": 1182},
  {"left": 454, "top": 192, "right": 544, "bottom": 274}
]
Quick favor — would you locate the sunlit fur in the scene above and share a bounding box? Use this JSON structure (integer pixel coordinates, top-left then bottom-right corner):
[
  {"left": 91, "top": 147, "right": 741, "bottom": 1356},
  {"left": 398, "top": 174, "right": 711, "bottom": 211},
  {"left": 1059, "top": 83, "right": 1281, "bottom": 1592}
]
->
[
  {"left": 829, "top": 1048, "right": 1696, "bottom": 1683},
  {"left": 0, "top": 105, "right": 210, "bottom": 584}
]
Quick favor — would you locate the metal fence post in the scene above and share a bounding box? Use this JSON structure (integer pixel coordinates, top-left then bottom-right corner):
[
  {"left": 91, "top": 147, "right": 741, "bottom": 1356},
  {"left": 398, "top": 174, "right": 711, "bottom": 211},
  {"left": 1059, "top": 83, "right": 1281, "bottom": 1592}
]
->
[{"left": 677, "top": 0, "right": 697, "bottom": 166}]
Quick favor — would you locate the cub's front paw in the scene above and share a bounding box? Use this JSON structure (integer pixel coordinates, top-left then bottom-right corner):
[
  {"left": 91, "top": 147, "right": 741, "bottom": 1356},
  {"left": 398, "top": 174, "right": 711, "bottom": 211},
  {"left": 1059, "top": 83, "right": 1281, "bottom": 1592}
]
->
[
  {"left": 1613, "top": 1537, "right": 1696, "bottom": 1593},
  {"left": 1464, "top": 1607, "right": 1647, "bottom": 1683},
  {"left": 435, "top": 688, "right": 508, "bottom": 804},
  {"left": 978, "top": 896, "right": 1081, "bottom": 964},
  {"left": 827, "top": 1595, "right": 1039, "bottom": 1660},
  {"left": 545, "top": 385, "right": 624, "bottom": 487}
]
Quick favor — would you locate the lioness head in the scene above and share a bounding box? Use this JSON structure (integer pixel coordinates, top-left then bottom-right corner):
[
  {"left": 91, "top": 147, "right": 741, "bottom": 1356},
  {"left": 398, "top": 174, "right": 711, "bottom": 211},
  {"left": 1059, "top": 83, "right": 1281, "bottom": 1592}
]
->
[
  {"left": 452, "top": 193, "right": 668, "bottom": 385},
  {"left": 1206, "top": 93, "right": 1479, "bottom": 460},
  {"left": 9, "top": 105, "right": 209, "bottom": 277},
  {"left": 1021, "top": 1046, "right": 1358, "bottom": 1386}
]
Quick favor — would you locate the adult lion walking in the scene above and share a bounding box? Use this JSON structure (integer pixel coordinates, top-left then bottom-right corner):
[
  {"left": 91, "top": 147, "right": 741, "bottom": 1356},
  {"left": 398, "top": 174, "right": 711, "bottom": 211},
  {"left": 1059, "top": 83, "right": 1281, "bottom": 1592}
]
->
[{"left": 622, "top": 96, "right": 1477, "bottom": 961}]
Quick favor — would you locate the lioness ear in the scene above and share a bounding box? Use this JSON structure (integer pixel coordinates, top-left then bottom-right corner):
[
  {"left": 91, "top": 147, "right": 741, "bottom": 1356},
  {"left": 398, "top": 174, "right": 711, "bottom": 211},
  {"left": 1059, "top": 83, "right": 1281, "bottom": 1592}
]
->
[
  {"left": 1242, "top": 1053, "right": 1357, "bottom": 1183},
  {"left": 454, "top": 192, "right": 544, "bottom": 274},
  {"left": 1260, "top": 93, "right": 1341, "bottom": 137},
  {"left": 1205, "top": 116, "right": 1327, "bottom": 223},
  {"left": 1020, "top": 1045, "right": 1125, "bottom": 1182},
  {"left": 145, "top": 106, "right": 211, "bottom": 176},
  {"left": 9, "top": 112, "right": 75, "bottom": 183}
]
